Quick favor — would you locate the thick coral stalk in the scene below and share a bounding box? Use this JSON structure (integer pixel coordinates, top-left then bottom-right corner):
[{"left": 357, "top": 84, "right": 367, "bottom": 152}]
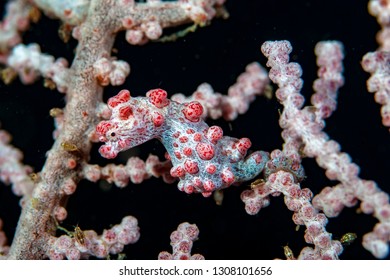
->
[
  {"left": 8, "top": 0, "right": 117, "bottom": 259},
  {"left": 5, "top": 0, "right": 226, "bottom": 259}
]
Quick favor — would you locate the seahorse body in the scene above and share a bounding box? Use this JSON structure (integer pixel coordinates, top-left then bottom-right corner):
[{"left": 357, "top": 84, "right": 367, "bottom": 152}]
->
[{"left": 96, "top": 89, "right": 269, "bottom": 196}]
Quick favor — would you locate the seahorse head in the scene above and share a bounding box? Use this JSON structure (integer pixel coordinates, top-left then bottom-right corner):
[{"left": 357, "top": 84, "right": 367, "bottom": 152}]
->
[
  {"left": 96, "top": 89, "right": 163, "bottom": 159},
  {"left": 96, "top": 90, "right": 154, "bottom": 158}
]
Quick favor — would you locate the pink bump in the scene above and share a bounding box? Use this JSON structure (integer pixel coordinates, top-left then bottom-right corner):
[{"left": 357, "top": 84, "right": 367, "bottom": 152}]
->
[
  {"left": 122, "top": 17, "right": 134, "bottom": 28},
  {"left": 193, "top": 133, "right": 202, "bottom": 142},
  {"left": 236, "top": 138, "right": 252, "bottom": 155},
  {"left": 183, "top": 147, "right": 193, "bottom": 156},
  {"left": 206, "top": 164, "right": 216, "bottom": 174},
  {"left": 118, "top": 138, "right": 132, "bottom": 149},
  {"left": 152, "top": 111, "right": 165, "bottom": 127},
  {"left": 207, "top": 126, "right": 223, "bottom": 142},
  {"left": 192, "top": 177, "right": 202, "bottom": 188},
  {"left": 253, "top": 152, "right": 263, "bottom": 164},
  {"left": 67, "top": 158, "right": 77, "bottom": 169},
  {"left": 221, "top": 168, "right": 235, "bottom": 185},
  {"left": 203, "top": 180, "right": 215, "bottom": 192},
  {"left": 96, "top": 121, "right": 113, "bottom": 137},
  {"left": 119, "top": 106, "right": 133, "bottom": 120},
  {"left": 99, "top": 145, "right": 118, "bottom": 159},
  {"left": 202, "top": 192, "right": 212, "bottom": 197},
  {"left": 173, "top": 131, "right": 180, "bottom": 138},
  {"left": 146, "top": 88, "right": 169, "bottom": 108},
  {"left": 108, "top": 89, "right": 131, "bottom": 108},
  {"left": 179, "top": 136, "right": 188, "bottom": 143},
  {"left": 182, "top": 101, "right": 203, "bottom": 122},
  {"left": 196, "top": 143, "right": 215, "bottom": 160},
  {"left": 174, "top": 151, "right": 182, "bottom": 159},
  {"left": 184, "top": 160, "right": 199, "bottom": 174},
  {"left": 170, "top": 166, "right": 186, "bottom": 178},
  {"left": 183, "top": 184, "right": 194, "bottom": 194}
]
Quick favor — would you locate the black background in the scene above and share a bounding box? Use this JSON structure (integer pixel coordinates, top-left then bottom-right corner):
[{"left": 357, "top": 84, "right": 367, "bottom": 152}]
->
[{"left": 1, "top": 0, "right": 390, "bottom": 260}]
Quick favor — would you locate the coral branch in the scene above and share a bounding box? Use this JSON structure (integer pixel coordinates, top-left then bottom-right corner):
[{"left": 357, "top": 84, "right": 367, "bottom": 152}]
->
[
  {"left": 6, "top": 43, "right": 70, "bottom": 92},
  {"left": 29, "top": 0, "right": 89, "bottom": 26},
  {"left": 261, "top": 40, "right": 390, "bottom": 259},
  {"left": 362, "top": 51, "right": 390, "bottom": 128},
  {"left": 7, "top": 0, "right": 122, "bottom": 259},
  {"left": 171, "top": 62, "right": 270, "bottom": 121},
  {"left": 242, "top": 171, "right": 343, "bottom": 260},
  {"left": 311, "top": 41, "right": 344, "bottom": 121},
  {"left": 364, "top": 0, "right": 390, "bottom": 130},
  {"left": 368, "top": 0, "right": 390, "bottom": 51},
  {"left": 117, "top": 0, "right": 227, "bottom": 45},
  {"left": 158, "top": 222, "right": 204, "bottom": 260},
  {"left": 47, "top": 216, "right": 140, "bottom": 259},
  {"left": 0, "top": 218, "right": 10, "bottom": 258},
  {"left": 0, "top": 0, "right": 32, "bottom": 56},
  {"left": 93, "top": 57, "right": 130, "bottom": 87},
  {"left": 0, "top": 127, "right": 34, "bottom": 197},
  {"left": 82, "top": 154, "right": 174, "bottom": 187}
]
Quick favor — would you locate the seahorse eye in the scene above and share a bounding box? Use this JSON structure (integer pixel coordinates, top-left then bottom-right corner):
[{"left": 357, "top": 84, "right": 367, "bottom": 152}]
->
[{"left": 110, "top": 132, "right": 116, "bottom": 137}]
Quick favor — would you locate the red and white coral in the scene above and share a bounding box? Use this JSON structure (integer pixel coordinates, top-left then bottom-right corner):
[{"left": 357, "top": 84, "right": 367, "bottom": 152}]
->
[
  {"left": 47, "top": 216, "right": 140, "bottom": 260},
  {"left": 158, "top": 222, "right": 204, "bottom": 260}
]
